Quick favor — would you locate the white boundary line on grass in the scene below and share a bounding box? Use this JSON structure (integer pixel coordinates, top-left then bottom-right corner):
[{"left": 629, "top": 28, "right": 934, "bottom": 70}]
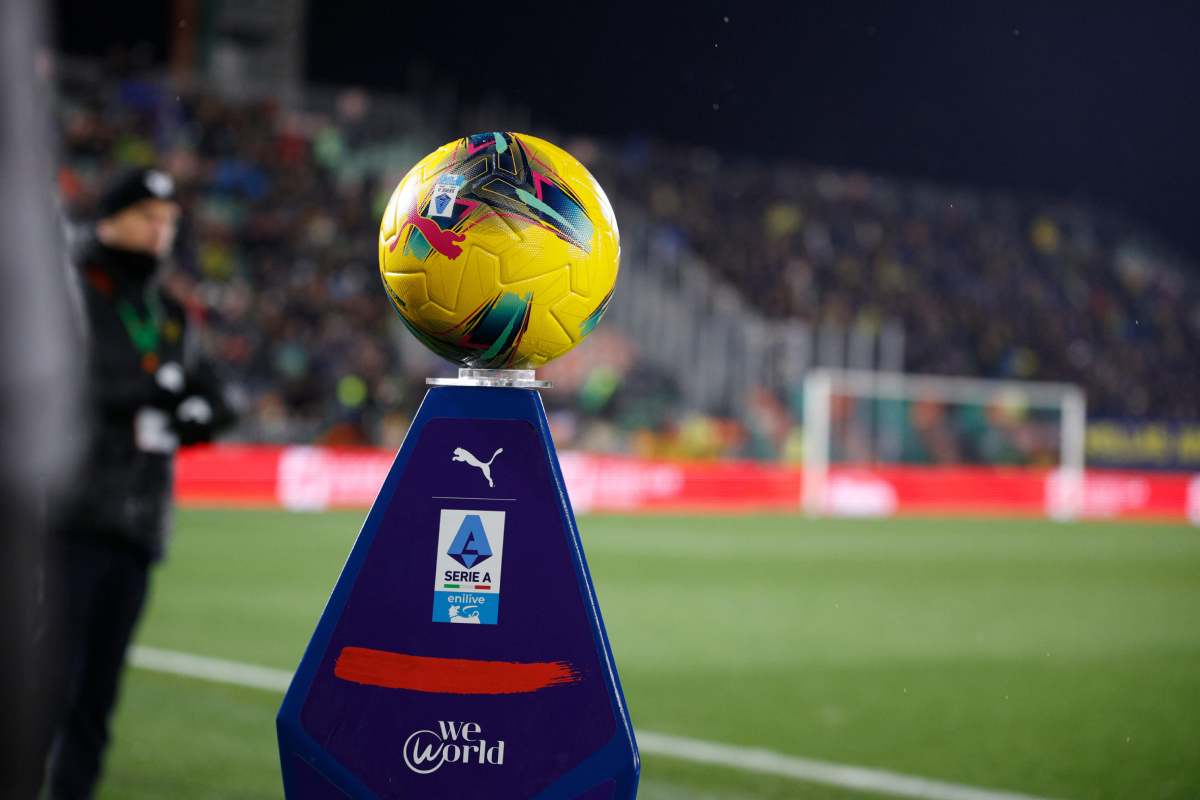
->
[
  {"left": 130, "top": 644, "right": 292, "bottom": 692},
  {"left": 128, "top": 645, "right": 1063, "bottom": 800}
]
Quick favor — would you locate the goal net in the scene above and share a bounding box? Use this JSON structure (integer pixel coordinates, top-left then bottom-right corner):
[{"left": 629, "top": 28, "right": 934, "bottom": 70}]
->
[{"left": 802, "top": 369, "right": 1087, "bottom": 519}]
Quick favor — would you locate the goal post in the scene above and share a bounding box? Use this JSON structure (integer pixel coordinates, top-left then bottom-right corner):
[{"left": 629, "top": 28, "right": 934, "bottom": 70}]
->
[{"left": 802, "top": 369, "right": 1087, "bottom": 519}]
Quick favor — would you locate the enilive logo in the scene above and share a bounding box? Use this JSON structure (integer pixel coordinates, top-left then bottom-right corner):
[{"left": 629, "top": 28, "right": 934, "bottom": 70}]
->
[{"left": 402, "top": 721, "right": 505, "bottom": 774}]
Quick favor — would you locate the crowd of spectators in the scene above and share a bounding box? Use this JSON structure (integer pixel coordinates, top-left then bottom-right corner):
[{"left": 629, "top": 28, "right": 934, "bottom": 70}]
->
[
  {"left": 52, "top": 63, "right": 1200, "bottom": 463},
  {"left": 596, "top": 142, "right": 1200, "bottom": 421}
]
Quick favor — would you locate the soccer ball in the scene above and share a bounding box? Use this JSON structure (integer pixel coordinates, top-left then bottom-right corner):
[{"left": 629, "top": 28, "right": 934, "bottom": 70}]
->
[{"left": 378, "top": 132, "right": 619, "bottom": 369}]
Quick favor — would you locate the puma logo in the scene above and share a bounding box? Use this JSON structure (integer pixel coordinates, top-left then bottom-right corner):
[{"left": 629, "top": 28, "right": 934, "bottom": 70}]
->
[
  {"left": 452, "top": 447, "right": 503, "bottom": 488},
  {"left": 404, "top": 209, "right": 466, "bottom": 259}
]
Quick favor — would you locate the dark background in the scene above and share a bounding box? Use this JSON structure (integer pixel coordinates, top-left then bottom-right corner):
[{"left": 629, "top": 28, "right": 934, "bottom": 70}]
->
[{"left": 55, "top": 0, "right": 1200, "bottom": 258}]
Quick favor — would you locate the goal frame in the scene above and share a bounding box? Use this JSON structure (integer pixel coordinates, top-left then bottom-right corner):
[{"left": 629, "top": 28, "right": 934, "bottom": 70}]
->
[{"left": 801, "top": 369, "right": 1087, "bottom": 519}]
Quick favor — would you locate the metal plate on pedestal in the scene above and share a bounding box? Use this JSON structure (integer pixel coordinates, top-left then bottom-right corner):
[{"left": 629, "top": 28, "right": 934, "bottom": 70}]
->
[{"left": 426, "top": 368, "right": 552, "bottom": 389}]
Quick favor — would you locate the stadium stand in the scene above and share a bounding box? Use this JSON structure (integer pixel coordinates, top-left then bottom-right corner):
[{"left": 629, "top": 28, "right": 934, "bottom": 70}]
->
[{"left": 53, "top": 61, "right": 1200, "bottom": 460}]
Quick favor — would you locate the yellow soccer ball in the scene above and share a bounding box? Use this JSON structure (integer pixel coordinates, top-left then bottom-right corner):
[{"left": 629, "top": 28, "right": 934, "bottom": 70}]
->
[{"left": 378, "top": 132, "right": 619, "bottom": 369}]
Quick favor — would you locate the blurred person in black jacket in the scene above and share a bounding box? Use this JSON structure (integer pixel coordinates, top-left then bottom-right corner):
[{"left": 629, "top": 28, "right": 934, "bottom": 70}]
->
[{"left": 41, "top": 168, "right": 232, "bottom": 799}]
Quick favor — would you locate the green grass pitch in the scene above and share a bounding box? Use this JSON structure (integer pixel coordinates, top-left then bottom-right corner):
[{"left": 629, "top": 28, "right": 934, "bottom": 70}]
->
[{"left": 97, "top": 509, "right": 1200, "bottom": 799}]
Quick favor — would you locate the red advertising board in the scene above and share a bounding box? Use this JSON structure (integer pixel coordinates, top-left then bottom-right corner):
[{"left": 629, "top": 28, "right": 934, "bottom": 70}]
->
[{"left": 175, "top": 445, "right": 1199, "bottom": 523}]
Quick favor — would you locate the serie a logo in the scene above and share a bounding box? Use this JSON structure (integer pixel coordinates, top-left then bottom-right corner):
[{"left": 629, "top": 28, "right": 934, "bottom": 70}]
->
[{"left": 402, "top": 721, "right": 506, "bottom": 775}]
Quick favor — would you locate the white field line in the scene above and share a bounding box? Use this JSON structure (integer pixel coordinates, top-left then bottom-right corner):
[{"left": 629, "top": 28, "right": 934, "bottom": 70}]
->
[
  {"left": 633, "top": 731, "right": 1059, "bottom": 800},
  {"left": 130, "top": 645, "right": 292, "bottom": 692},
  {"left": 127, "top": 645, "right": 1064, "bottom": 800}
]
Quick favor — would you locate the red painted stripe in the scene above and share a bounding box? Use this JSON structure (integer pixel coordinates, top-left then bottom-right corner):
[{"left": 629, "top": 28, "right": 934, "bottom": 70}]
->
[
  {"left": 474, "top": 584, "right": 490, "bottom": 590},
  {"left": 333, "top": 647, "right": 581, "bottom": 695}
]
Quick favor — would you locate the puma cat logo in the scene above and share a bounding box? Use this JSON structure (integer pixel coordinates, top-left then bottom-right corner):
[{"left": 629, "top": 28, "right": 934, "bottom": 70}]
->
[{"left": 452, "top": 447, "right": 503, "bottom": 488}]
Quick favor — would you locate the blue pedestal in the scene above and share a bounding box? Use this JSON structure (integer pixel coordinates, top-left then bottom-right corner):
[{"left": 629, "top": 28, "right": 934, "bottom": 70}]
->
[{"left": 277, "top": 385, "right": 639, "bottom": 799}]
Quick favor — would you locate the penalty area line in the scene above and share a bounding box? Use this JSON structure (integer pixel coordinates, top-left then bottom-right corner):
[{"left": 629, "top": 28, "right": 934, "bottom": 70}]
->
[{"left": 127, "top": 645, "right": 1064, "bottom": 800}]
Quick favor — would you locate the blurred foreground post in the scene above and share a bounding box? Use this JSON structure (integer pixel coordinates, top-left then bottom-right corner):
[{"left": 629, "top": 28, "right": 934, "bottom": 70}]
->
[{"left": 0, "top": 0, "right": 81, "bottom": 792}]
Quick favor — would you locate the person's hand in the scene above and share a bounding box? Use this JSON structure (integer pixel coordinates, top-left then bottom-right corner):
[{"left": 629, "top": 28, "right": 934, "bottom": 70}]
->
[
  {"left": 177, "top": 395, "right": 213, "bottom": 425},
  {"left": 174, "top": 394, "right": 217, "bottom": 445},
  {"left": 134, "top": 407, "right": 179, "bottom": 454}
]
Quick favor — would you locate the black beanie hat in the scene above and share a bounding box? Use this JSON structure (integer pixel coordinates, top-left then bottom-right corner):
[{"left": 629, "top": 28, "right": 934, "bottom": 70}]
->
[{"left": 96, "top": 168, "right": 177, "bottom": 219}]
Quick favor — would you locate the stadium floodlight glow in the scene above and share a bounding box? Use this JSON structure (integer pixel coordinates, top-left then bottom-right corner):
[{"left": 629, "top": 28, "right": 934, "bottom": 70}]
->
[
  {"left": 277, "top": 134, "right": 638, "bottom": 798},
  {"left": 802, "top": 368, "right": 1087, "bottom": 520}
]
